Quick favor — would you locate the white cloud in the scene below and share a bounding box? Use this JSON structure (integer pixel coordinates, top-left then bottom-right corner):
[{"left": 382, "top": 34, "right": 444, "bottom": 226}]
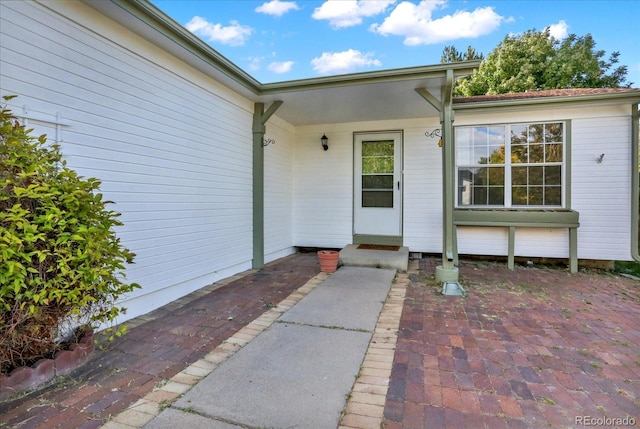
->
[
  {"left": 268, "top": 61, "right": 295, "bottom": 73},
  {"left": 547, "top": 20, "right": 569, "bottom": 40},
  {"left": 247, "top": 56, "right": 265, "bottom": 71},
  {"left": 255, "top": 1, "right": 300, "bottom": 17},
  {"left": 311, "top": 49, "right": 382, "bottom": 74},
  {"left": 371, "top": 0, "right": 504, "bottom": 45},
  {"left": 185, "top": 16, "right": 252, "bottom": 46},
  {"left": 312, "top": 0, "right": 396, "bottom": 29}
]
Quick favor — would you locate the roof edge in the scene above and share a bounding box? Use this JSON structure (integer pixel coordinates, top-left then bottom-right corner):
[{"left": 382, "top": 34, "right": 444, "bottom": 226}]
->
[
  {"left": 454, "top": 89, "right": 640, "bottom": 110},
  {"left": 83, "top": 0, "right": 480, "bottom": 97},
  {"left": 260, "top": 61, "right": 481, "bottom": 94}
]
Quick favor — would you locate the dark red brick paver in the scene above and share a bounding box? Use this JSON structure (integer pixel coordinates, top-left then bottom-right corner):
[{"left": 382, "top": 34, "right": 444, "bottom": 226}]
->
[
  {"left": 384, "top": 258, "right": 640, "bottom": 428},
  {"left": 2, "top": 253, "right": 639, "bottom": 429},
  {"left": 0, "top": 253, "right": 320, "bottom": 429}
]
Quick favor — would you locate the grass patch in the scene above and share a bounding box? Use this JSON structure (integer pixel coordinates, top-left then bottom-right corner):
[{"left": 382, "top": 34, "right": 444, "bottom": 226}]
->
[{"left": 614, "top": 261, "right": 640, "bottom": 277}]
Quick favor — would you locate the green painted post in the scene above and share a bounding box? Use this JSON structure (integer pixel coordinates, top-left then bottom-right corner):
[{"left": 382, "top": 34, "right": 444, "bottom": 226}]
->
[
  {"left": 441, "top": 69, "right": 456, "bottom": 270},
  {"left": 251, "top": 101, "right": 283, "bottom": 270},
  {"left": 252, "top": 103, "right": 265, "bottom": 269},
  {"left": 632, "top": 104, "right": 640, "bottom": 261},
  {"left": 508, "top": 226, "right": 516, "bottom": 270}
]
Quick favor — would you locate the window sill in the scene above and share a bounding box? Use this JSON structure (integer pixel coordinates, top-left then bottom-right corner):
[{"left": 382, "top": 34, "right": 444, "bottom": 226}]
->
[{"left": 453, "top": 208, "right": 579, "bottom": 228}]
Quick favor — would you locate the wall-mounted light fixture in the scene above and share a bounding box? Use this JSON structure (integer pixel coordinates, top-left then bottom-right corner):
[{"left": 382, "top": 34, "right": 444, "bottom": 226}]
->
[{"left": 321, "top": 134, "right": 329, "bottom": 151}]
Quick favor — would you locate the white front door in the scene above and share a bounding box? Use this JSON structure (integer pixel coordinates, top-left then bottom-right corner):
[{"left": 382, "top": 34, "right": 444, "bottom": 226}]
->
[{"left": 354, "top": 132, "right": 403, "bottom": 237}]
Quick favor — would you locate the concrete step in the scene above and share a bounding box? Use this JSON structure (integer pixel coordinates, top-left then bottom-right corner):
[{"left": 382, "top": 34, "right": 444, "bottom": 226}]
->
[{"left": 339, "top": 244, "right": 409, "bottom": 272}]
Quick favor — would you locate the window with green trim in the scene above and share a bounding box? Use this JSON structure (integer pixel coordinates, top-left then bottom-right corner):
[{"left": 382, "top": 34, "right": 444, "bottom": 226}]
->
[{"left": 455, "top": 122, "right": 564, "bottom": 207}]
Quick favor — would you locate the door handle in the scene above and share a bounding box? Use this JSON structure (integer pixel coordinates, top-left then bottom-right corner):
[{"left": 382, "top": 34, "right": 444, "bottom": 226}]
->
[{"left": 397, "top": 181, "right": 400, "bottom": 190}]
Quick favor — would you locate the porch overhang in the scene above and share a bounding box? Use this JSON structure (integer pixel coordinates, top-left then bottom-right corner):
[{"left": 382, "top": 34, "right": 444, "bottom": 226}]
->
[
  {"left": 83, "top": 0, "right": 478, "bottom": 126},
  {"left": 255, "top": 63, "right": 478, "bottom": 126}
]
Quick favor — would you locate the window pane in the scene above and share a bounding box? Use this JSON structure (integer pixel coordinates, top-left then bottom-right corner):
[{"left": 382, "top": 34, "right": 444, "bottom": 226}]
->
[
  {"left": 511, "top": 125, "right": 528, "bottom": 144},
  {"left": 488, "top": 144, "right": 505, "bottom": 164},
  {"left": 529, "top": 144, "right": 544, "bottom": 163},
  {"left": 473, "top": 187, "right": 487, "bottom": 205},
  {"left": 511, "top": 144, "right": 528, "bottom": 163},
  {"left": 362, "top": 157, "right": 393, "bottom": 173},
  {"left": 362, "top": 191, "right": 393, "bottom": 208},
  {"left": 488, "top": 187, "right": 504, "bottom": 205},
  {"left": 545, "top": 123, "right": 563, "bottom": 142},
  {"left": 529, "top": 187, "right": 543, "bottom": 205},
  {"left": 545, "top": 187, "right": 561, "bottom": 205},
  {"left": 528, "top": 124, "right": 544, "bottom": 143},
  {"left": 362, "top": 175, "right": 393, "bottom": 189},
  {"left": 529, "top": 166, "right": 543, "bottom": 185},
  {"left": 545, "top": 166, "right": 562, "bottom": 185},
  {"left": 512, "top": 186, "right": 528, "bottom": 205},
  {"left": 458, "top": 169, "right": 474, "bottom": 205},
  {"left": 455, "top": 128, "right": 472, "bottom": 164},
  {"left": 512, "top": 166, "right": 527, "bottom": 186},
  {"left": 545, "top": 143, "right": 563, "bottom": 162},
  {"left": 474, "top": 145, "right": 489, "bottom": 164},
  {"left": 362, "top": 141, "right": 393, "bottom": 156},
  {"left": 487, "top": 167, "right": 504, "bottom": 185}
]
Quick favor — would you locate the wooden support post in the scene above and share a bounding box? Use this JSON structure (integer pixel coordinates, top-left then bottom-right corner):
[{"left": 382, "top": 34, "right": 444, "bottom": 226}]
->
[{"left": 252, "top": 101, "right": 282, "bottom": 269}]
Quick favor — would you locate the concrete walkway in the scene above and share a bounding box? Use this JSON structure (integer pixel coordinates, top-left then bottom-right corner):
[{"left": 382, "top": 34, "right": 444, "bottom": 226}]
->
[{"left": 143, "top": 267, "right": 396, "bottom": 429}]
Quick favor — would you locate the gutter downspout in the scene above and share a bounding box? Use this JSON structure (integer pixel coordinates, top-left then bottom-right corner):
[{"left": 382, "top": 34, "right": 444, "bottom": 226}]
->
[
  {"left": 252, "top": 101, "right": 283, "bottom": 269},
  {"left": 632, "top": 103, "right": 640, "bottom": 261}
]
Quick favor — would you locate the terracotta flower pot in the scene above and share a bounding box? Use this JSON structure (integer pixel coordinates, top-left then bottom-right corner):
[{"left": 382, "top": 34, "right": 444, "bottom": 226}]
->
[{"left": 317, "top": 250, "right": 339, "bottom": 273}]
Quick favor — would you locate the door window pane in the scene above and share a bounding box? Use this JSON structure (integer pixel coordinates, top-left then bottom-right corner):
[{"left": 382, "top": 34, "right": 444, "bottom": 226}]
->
[{"left": 362, "top": 140, "right": 394, "bottom": 208}]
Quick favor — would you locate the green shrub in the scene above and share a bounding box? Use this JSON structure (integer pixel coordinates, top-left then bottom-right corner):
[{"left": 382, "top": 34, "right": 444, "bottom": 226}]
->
[{"left": 0, "top": 96, "right": 140, "bottom": 373}]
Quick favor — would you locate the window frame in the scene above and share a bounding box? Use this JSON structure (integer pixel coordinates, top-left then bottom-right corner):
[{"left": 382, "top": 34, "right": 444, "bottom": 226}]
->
[{"left": 454, "top": 121, "right": 567, "bottom": 209}]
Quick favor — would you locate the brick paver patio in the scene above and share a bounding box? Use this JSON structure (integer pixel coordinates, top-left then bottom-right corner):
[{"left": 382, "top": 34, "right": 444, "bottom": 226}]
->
[
  {"left": 382, "top": 258, "right": 639, "bottom": 429},
  {"left": 1, "top": 252, "right": 638, "bottom": 429}
]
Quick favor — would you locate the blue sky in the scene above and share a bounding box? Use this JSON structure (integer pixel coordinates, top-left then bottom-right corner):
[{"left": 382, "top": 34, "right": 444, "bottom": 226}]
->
[{"left": 151, "top": 0, "right": 640, "bottom": 85}]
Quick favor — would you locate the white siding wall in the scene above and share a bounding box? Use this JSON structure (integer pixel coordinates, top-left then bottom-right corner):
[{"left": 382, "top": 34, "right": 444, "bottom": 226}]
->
[
  {"left": 0, "top": 1, "right": 265, "bottom": 323},
  {"left": 293, "top": 106, "right": 634, "bottom": 262},
  {"left": 264, "top": 117, "right": 296, "bottom": 262},
  {"left": 293, "top": 125, "right": 354, "bottom": 248},
  {"left": 403, "top": 120, "right": 443, "bottom": 252},
  {"left": 572, "top": 114, "right": 632, "bottom": 260},
  {"left": 293, "top": 118, "right": 445, "bottom": 252},
  {"left": 455, "top": 105, "right": 634, "bottom": 261}
]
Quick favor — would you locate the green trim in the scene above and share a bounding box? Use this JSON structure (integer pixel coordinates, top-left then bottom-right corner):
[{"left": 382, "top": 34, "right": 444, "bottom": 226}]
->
[
  {"left": 632, "top": 104, "right": 640, "bottom": 261},
  {"left": 252, "top": 101, "right": 283, "bottom": 269},
  {"left": 453, "top": 208, "right": 579, "bottom": 273},
  {"left": 453, "top": 208, "right": 579, "bottom": 227},
  {"left": 565, "top": 120, "right": 572, "bottom": 208},
  {"left": 441, "top": 70, "right": 456, "bottom": 267},
  {"left": 252, "top": 104, "right": 265, "bottom": 270},
  {"left": 113, "top": 0, "right": 261, "bottom": 93},
  {"left": 353, "top": 235, "right": 403, "bottom": 246},
  {"left": 101, "top": 1, "right": 480, "bottom": 96},
  {"left": 260, "top": 62, "right": 479, "bottom": 95}
]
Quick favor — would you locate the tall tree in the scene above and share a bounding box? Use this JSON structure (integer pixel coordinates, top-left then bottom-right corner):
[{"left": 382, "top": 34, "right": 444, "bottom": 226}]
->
[
  {"left": 441, "top": 45, "right": 484, "bottom": 63},
  {"left": 451, "top": 29, "right": 631, "bottom": 96}
]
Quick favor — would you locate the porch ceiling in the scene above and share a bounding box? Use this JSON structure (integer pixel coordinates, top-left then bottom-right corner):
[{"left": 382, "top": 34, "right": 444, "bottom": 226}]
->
[{"left": 256, "top": 70, "right": 459, "bottom": 126}]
